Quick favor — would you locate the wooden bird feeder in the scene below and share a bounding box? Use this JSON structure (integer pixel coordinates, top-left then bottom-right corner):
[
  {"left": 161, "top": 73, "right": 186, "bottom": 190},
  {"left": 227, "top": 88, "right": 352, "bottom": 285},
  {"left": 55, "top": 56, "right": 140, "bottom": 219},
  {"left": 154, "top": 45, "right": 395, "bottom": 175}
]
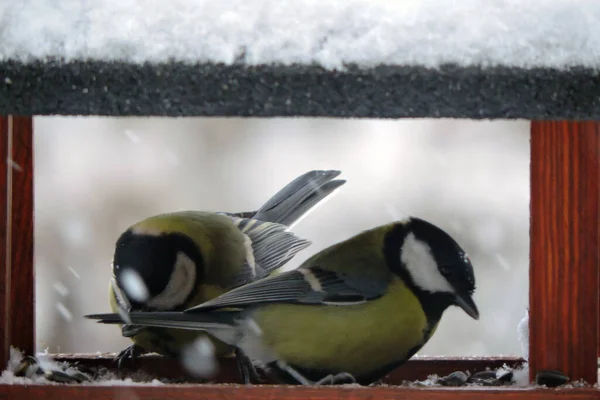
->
[{"left": 0, "top": 2, "right": 599, "bottom": 399}]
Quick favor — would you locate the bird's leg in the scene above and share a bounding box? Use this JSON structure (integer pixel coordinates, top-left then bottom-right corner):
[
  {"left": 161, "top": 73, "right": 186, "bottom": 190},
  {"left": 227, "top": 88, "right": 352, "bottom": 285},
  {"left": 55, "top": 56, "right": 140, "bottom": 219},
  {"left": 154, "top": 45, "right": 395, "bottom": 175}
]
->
[
  {"left": 276, "top": 361, "right": 356, "bottom": 386},
  {"left": 235, "top": 348, "right": 261, "bottom": 384},
  {"left": 315, "top": 372, "right": 357, "bottom": 385},
  {"left": 276, "top": 361, "right": 313, "bottom": 385},
  {"left": 114, "top": 344, "right": 148, "bottom": 368}
]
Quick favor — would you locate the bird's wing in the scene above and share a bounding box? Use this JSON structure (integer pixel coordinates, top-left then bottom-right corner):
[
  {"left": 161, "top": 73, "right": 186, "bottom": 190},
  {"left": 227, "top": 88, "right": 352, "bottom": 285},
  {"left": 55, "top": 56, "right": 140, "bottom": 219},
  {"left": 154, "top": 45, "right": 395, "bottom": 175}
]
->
[
  {"left": 250, "top": 170, "right": 345, "bottom": 228},
  {"left": 221, "top": 216, "right": 311, "bottom": 288},
  {"left": 224, "top": 170, "right": 345, "bottom": 229},
  {"left": 185, "top": 265, "right": 390, "bottom": 312},
  {"left": 217, "top": 170, "right": 346, "bottom": 288}
]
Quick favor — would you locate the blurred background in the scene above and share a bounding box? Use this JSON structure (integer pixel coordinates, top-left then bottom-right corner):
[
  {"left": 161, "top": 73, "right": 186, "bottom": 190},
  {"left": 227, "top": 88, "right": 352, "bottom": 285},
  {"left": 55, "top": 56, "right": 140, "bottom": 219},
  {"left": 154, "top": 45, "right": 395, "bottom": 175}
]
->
[{"left": 33, "top": 117, "right": 530, "bottom": 357}]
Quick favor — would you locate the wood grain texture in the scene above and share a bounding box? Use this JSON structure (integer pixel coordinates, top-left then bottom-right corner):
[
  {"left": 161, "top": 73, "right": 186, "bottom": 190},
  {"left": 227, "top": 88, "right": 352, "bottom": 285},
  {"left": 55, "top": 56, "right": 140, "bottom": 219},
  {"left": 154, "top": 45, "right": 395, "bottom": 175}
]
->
[
  {"left": 53, "top": 354, "right": 525, "bottom": 385},
  {"left": 0, "top": 384, "right": 597, "bottom": 400},
  {"left": 530, "top": 121, "right": 600, "bottom": 384},
  {"left": 0, "top": 116, "right": 34, "bottom": 366}
]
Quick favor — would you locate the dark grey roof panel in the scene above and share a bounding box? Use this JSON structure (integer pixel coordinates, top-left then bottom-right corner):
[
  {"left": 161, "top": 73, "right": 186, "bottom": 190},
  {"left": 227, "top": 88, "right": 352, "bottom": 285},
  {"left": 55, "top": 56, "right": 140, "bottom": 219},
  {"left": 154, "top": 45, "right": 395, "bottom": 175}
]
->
[{"left": 1, "top": 61, "right": 598, "bottom": 119}]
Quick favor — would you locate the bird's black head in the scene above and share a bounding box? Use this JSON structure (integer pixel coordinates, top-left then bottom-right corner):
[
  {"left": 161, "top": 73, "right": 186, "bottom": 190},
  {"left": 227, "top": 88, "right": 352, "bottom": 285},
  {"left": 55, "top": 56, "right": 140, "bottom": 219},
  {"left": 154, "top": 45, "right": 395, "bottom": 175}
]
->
[
  {"left": 112, "top": 229, "right": 203, "bottom": 311},
  {"left": 387, "top": 217, "right": 478, "bottom": 321}
]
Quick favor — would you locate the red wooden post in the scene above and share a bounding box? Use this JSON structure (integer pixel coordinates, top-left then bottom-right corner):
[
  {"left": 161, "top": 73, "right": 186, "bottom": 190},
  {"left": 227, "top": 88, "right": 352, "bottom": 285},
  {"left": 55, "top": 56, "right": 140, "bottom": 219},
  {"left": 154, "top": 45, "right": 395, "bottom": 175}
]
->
[
  {"left": 0, "top": 116, "right": 35, "bottom": 366},
  {"left": 529, "top": 121, "right": 600, "bottom": 384}
]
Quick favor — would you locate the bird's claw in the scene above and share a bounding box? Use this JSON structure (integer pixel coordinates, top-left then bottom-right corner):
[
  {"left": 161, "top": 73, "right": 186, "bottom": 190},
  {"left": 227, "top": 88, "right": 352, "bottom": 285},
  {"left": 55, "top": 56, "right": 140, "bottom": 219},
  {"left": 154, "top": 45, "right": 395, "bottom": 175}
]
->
[
  {"left": 235, "top": 348, "right": 262, "bottom": 384},
  {"left": 315, "top": 372, "right": 356, "bottom": 385},
  {"left": 113, "top": 344, "right": 145, "bottom": 368}
]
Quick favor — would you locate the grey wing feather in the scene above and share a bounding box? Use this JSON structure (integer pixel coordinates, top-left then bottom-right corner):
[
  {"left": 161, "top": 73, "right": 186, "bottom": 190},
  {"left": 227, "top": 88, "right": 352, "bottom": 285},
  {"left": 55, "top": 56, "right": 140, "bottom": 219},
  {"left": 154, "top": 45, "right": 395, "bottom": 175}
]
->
[
  {"left": 224, "top": 170, "right": 345, "bottom": 228},
  {"left": 216, "top": 170, "right": 346, "bottom": 288},
  {"left": 85, "top": 311, "right": 240, "bottom": 345},
  {"left": 252, "top": 170, "right": 345, "bottom": 227},
  {"left": 185, "top": 266, "right": 390, "bottom": 313},
  {"left": 225, "top": 217, "right": 311, "bottom": 288}
]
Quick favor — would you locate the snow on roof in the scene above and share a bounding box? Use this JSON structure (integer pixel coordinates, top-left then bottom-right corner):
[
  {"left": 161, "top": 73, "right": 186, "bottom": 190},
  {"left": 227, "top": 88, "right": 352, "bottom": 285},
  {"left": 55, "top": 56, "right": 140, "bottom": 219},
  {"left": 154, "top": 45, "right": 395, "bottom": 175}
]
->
[{"left": 1, "top": 0, "right": 599, "bottom": 70}]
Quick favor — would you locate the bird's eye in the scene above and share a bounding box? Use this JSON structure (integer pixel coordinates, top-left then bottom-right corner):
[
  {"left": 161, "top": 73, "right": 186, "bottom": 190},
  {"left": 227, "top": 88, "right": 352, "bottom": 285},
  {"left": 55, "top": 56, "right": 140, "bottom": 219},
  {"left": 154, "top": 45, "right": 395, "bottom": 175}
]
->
[{"left": 440, "top": 265, "right": 453, "bottom": 277}]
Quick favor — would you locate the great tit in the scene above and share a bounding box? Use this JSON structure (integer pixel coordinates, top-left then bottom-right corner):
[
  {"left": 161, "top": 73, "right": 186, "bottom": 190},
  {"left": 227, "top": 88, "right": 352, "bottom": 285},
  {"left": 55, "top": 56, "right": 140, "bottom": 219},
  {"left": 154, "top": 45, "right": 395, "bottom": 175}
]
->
[
  {"left": 107, "top": 170, "right": 346, "bottom": 365},
  {"left": 90, "top": 217, "right": 478, "bottom": 385}
]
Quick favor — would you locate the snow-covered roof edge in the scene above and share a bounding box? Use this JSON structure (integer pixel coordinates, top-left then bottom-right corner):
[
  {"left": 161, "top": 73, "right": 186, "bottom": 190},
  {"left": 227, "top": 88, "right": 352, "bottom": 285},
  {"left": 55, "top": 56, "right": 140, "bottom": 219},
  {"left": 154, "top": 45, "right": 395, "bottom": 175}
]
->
[
  {"left": 1, "top": 0, "right": 600, "bottom": 70},
  {"left": 1, "top": 61, "right": 598, "bottom": 118}
]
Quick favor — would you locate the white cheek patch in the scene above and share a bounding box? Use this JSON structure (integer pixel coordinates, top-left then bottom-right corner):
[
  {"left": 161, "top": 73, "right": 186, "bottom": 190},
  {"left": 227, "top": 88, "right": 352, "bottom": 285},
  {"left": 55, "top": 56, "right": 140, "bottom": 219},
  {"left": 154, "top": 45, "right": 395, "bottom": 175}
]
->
[
  {"left": 400, "top": 233, "right": 454, "bottom": 294},
  {"left": 147, "top": 252, "right": 197, "bottom": 310}
]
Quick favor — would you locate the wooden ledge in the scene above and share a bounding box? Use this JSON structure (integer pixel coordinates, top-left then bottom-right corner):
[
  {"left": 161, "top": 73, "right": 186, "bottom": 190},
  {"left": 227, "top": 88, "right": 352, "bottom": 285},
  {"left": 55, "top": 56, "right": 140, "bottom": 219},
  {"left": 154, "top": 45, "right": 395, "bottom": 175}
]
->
[
  {"left": 52, "top": 354, "right": 525, "bottom": 384},
  {"left": 0, "top": 384, "right": 598, "bottom": 400}
]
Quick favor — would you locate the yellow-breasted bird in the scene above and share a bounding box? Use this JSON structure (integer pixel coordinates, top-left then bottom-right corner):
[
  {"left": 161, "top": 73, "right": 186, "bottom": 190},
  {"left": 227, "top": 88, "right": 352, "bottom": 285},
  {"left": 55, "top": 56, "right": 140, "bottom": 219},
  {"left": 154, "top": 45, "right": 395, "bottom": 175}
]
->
[
  {"left": 106, "top": 170, "right": 346, "bottom": 366},
  {"left": 90, "top": 216, "right": 478, "bottom": 385}
]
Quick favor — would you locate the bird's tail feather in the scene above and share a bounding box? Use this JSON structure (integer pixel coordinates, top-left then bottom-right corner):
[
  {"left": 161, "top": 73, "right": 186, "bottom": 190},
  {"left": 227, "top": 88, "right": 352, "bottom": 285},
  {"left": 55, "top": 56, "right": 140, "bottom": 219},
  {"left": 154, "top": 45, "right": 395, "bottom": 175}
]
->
[
  {"left": 85, "top": 311, "right": 239, "bottom": 344},
  {"left": 253, "top": 170, "right": 345, "bottom": 228}
]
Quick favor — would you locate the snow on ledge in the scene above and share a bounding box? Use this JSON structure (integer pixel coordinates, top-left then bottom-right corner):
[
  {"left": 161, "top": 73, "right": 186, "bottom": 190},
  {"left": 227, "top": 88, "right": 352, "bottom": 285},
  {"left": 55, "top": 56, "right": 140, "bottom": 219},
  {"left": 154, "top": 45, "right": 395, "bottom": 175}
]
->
[{"left": 1, "top": 0, "right": 599, "bottom": 70}]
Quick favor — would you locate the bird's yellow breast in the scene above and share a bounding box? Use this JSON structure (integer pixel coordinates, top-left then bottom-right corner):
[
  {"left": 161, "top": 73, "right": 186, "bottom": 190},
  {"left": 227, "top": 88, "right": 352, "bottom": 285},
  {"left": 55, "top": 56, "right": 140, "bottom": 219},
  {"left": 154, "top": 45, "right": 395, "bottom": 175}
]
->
[{"left": 253, "top": 277, "right": 431, "bottom": 378}]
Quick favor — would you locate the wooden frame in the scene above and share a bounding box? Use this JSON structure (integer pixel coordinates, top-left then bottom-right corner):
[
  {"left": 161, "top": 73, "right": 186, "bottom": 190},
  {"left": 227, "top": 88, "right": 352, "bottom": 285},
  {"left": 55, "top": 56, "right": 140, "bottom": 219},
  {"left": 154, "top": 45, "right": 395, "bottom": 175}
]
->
[
  {"left": 0, "top": 118, "right": 598, "bottom": 399},
  {"left": 529, "top": 122, "right": 599, "bottom": 384},
  {"left": 0, "top": 116, "right": 34, "bottom": 366},
  {"left": 1, "top": 385, "right": 599, "bottom": 400},
  {"left": 51, "top": 354, "right": 525, "bottom": 384}
]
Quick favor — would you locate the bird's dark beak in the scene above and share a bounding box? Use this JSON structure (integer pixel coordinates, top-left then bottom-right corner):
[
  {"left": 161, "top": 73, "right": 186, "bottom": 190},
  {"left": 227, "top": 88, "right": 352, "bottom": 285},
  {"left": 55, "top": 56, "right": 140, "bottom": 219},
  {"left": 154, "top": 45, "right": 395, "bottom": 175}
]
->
[{"left": 454, "top": 292, "right": 479, "bottom": 320}]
